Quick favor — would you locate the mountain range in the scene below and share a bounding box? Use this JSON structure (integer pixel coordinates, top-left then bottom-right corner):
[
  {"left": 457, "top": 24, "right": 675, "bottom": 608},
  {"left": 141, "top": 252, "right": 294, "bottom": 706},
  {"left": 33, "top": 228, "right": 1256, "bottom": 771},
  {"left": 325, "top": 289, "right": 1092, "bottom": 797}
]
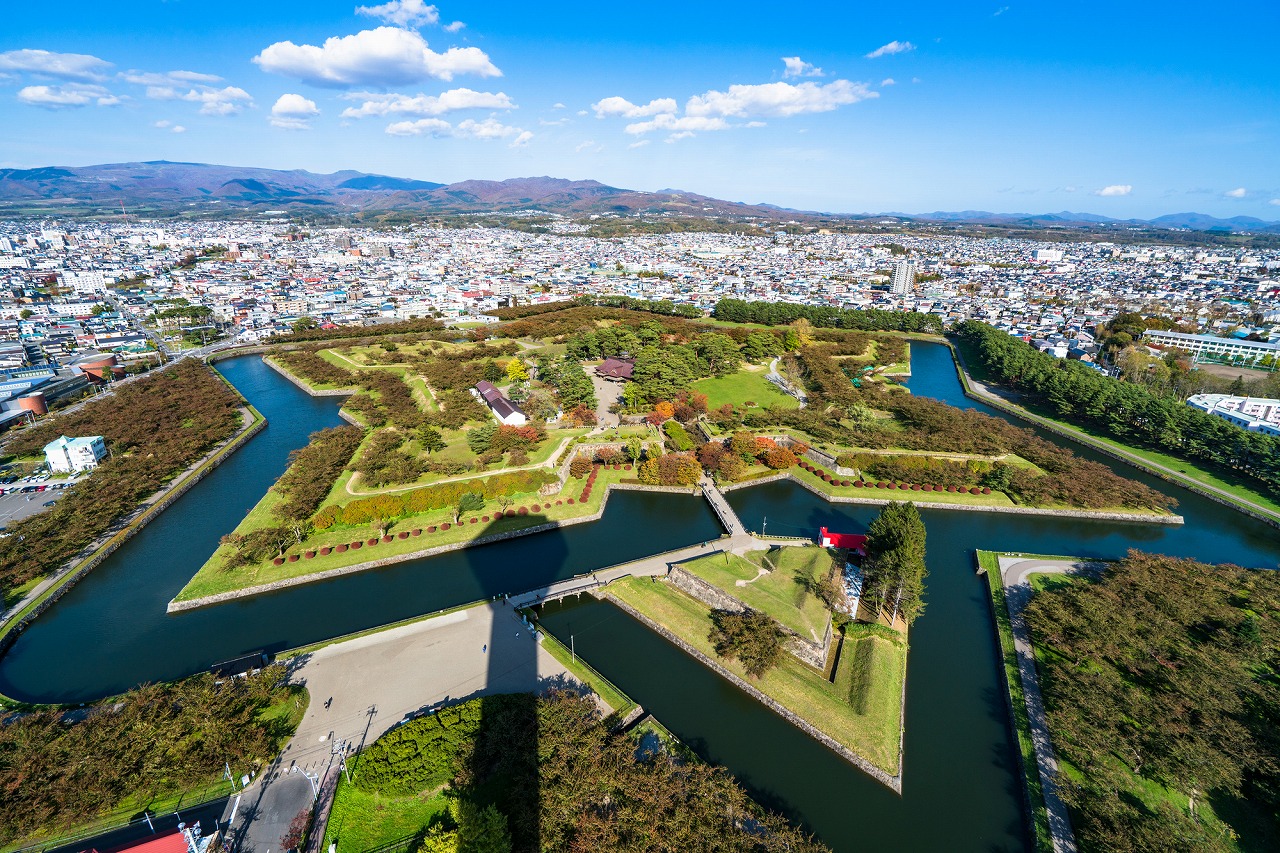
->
[{"left": 1, "top": 161, "right": 1277, "bottom": 234}]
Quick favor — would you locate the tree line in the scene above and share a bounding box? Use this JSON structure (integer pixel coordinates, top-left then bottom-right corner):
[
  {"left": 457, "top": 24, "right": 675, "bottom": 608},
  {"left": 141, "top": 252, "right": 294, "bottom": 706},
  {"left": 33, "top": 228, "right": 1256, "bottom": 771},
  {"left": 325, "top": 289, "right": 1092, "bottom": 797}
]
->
[
  {"left": 712, "top": 298, "right": 944, "bottom": 334},
  {"left": 955, "top": 320, "right": 1280, "bottom": 501},
  {"left": 861, "top": 501, "right": 927, "bottom": 625},
  {"left": 0, "top": 666, "right": 301, "bottom": 845},
  {"left": 0, "top": 362, "right": 243, "bottom": 597},
  {"left": 1026, "top": 551, "right": 1280, "bottom": 852}
]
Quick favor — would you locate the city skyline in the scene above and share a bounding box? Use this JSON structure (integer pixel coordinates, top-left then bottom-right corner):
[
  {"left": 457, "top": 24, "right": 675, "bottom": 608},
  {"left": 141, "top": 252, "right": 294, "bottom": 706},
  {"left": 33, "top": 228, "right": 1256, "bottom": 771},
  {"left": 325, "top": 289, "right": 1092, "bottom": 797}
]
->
[{"left": 2, "top": 0, "right": 1278, "bottom": 218}]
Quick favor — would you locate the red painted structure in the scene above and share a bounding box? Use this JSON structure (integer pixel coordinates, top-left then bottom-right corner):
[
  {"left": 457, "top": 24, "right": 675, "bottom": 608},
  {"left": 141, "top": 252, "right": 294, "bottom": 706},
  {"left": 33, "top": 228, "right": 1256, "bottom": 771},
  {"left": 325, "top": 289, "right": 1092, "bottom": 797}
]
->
[{"left": 818, "top": 527, "right": 867, "bottom": 555}]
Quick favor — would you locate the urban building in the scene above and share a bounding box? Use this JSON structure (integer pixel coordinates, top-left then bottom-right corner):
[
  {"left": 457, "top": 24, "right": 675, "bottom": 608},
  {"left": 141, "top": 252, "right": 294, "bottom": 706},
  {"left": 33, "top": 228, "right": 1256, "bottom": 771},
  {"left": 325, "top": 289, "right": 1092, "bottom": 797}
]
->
[
  {"left": 44, "top": 434, "right": 108, "bottom": 473},
  {"left": 1186, "top": 394, "right": 1280, "bottom": 436},
  {"left": 891, "top": 260, "right": 916, "bottom": 295},
  {"left": 1142, "top": 329, "right": 1280, "bottom": 365}
]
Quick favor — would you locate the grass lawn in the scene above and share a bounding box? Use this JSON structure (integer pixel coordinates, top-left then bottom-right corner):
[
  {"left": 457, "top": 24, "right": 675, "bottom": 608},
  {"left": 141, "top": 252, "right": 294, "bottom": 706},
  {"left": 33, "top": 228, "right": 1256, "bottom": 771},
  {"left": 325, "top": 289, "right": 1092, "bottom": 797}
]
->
[
  {"left": 175, "top": 466, "right": 638, "bottom": 602},
  {"left": 606, "top": 576, "right": 905, "bottom": 774},
  {"left": 2, "top": 576, "right": 42, "bottom": 611},
  {"left": 680, "top": 548, "right": 831, "bottom": 642},
  {"left": 691, "top": 368, "right": 800, "bottom": 411},
  {"left": 323, "top": 778, "right": 449, "bottom": 853}
]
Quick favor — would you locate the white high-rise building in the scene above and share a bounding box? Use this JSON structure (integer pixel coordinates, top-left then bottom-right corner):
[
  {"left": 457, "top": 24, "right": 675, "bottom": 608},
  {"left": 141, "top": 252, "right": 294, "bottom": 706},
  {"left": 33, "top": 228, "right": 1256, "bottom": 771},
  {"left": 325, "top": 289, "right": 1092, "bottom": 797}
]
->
[{"left": 891, "top": 260, "right": 917, "bottom": 295}]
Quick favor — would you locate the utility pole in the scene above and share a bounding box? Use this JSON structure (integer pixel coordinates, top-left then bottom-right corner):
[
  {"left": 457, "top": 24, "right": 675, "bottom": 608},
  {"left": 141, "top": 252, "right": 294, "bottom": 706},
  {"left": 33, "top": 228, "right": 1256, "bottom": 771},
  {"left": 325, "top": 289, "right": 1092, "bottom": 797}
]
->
[{"left": 571, "top": 634, "right": 575, "bottom": 663}]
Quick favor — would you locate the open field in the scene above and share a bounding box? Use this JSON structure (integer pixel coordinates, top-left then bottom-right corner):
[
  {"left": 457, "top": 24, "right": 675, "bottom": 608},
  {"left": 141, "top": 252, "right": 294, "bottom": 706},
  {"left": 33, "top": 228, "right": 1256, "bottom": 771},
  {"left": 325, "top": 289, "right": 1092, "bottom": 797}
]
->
[
  {"left": 681, "top": 548, "right": 831, "bottom": 641},
  {"left": 606, "top": 576, "right": 905, "bottom": 774},
  {"left": 691, "top": 366, "right": 800, "bottom": 410},
  {"left": 323, "top": 779, "right": 448, "bottom": 853}
]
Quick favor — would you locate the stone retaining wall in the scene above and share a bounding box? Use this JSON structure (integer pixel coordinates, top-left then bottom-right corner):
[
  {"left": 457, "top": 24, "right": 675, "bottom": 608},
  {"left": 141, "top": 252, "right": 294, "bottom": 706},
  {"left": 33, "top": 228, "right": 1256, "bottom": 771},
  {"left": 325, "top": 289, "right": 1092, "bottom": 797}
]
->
[
  {"left": 723, "top": 471, "right": 1184, "bottom": 525},
  {"left": 168, "top": 480, "right": 697, "bottom": 612},
  {"left": 0, "top": 410, "right": 267, "bottom": 656},
  {"left": 604, "top": 591, "right": 902, "bottom": 793}
]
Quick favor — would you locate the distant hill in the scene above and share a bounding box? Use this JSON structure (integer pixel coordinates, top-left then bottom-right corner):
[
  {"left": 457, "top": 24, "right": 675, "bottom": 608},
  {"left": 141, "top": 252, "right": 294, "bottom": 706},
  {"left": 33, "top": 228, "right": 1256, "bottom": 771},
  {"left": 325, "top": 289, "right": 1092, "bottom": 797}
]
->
[
  {"left": 0, "top": 161, "right": 1277, "bottom": 234},
  {"left": 0, "top": 161, "right": 798, "bottom": 220}
]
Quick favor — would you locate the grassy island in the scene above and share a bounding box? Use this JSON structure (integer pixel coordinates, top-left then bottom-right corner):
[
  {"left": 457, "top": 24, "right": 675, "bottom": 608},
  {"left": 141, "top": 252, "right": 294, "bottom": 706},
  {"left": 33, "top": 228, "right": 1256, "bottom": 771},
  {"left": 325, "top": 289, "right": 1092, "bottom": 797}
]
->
[{"left": 606, "top": 539, "right": 911, "bottom": 779}]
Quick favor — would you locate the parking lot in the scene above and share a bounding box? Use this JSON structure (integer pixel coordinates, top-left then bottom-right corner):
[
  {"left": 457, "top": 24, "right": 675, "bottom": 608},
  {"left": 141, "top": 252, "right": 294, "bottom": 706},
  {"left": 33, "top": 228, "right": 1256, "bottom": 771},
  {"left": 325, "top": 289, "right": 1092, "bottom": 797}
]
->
[{"left": 0, "top": 477, "right": 77, "bottom": 529}]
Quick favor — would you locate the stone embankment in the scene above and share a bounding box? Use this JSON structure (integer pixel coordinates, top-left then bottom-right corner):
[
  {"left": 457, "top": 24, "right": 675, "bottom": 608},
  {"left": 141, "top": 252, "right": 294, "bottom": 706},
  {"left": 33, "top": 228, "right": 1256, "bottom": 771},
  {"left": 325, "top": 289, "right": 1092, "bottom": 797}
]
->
[
  {"left": 668, "top": 567, "right": 829, "bottom": 669},
  {"left": 720, "top": 472, "right": 1184, "bottom": 525},
  {"left": 0, "top": 408, "right": 266, "bottom": 655},
  {"left": 603, "top": 590, "right": 902, "bottom": 793},
  {"left": 168, "top": 481, "right": 699, "bottom": 612}
]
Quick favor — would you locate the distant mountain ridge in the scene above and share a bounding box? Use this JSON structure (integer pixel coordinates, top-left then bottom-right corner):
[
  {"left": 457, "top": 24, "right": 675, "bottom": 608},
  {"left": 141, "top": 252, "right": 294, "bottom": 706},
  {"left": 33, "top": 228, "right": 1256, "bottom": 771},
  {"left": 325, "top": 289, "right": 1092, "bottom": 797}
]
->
[{"left": 0, "top": 161, "right": 1277, "bottom": 233}]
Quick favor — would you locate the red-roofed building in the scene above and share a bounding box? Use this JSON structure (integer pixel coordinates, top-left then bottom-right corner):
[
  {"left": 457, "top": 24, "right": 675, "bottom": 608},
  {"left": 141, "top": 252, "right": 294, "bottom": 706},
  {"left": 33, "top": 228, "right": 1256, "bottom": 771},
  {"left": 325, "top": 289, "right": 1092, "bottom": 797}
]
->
[{"left": 818, "top": 527, "right": 867, "bottom": 555}]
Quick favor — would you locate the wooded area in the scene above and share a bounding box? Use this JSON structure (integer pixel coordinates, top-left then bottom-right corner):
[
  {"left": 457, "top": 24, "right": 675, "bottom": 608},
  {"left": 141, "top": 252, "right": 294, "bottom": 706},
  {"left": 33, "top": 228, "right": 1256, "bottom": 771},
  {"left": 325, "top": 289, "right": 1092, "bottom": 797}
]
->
[
  {"left": 0, "top": 361, "right": 244, "bottom": 597},
  {"left": 1026, "top": 552, "right": 1280, "bottom": 852},
  {"left": 346, "top": 690, "right": 829, "bottom": 853},
  {"left": 0, "top": 666, "right": 303, "bottom": 845},
  {"left": 955, "top": 320, "right": 1280, "bottom": 501},
  {"left": 862, "top": 501, "right": 927, "bottom": 625}
]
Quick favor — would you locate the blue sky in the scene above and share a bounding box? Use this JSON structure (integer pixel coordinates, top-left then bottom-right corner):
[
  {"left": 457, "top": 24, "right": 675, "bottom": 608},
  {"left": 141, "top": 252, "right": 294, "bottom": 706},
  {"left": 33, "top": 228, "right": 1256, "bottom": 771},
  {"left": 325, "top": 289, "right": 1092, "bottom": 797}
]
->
[{"left": 2, "top": 0, "right": 1278, "bottom": 218}]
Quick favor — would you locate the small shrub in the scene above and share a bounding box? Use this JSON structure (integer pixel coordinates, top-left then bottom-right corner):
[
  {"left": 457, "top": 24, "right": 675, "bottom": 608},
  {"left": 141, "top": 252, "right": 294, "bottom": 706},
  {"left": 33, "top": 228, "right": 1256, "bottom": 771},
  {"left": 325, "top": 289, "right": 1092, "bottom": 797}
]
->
[
  {"left": 320, "top": 547, "right": 332, "bottom": 555},
  {"left": 910, "top": 484, "right": 920, "bottom": 491},
  {"left": 567, "top": 497, "right": 575, "bottom": 504},
  {"left": 555, "top": 500, "right": 563, "bottom": 505},
  {"left": 273, "top": 557, "right": 285, "bottom": 566},
  {"left": 305, "top": 550, "right": 316, "bottom": 558},
  {"left": 368, "top": 538, "right": 379, "bottom": 546},
  {"left": 518, "top": 506, "right": 528, "bottom": 515},
  {"left": 982, "top": 487, "right": 991, "bottom": 494},
  {"left": 481, "top": 515, "right": 490, "bottom": 522},
  {"left": 970, "top": 486, "right": 982, "bottom": 495},
  {"left": 397, "top": 531, "right": 409, "bottom": 539},
  {"left": 411, "top": 529, "right": 421, "bottom": 536},
  {"left": 853, "top": 480, "right": 864, "bottom": 488},
  {"left": 441, "top": 522, "right": 451, "bottom": 530},
  {"left": 336, "top": 544, "right": 348, "bottom": 553},
  {"left": 427, "top": 526, "right": 437, "bottom": 533},
  {"left": 382, "top": 535, "right": 393, "bottom": 543},
  {"left": 352, "top": 541, "right": 363, "bottom": 549}
]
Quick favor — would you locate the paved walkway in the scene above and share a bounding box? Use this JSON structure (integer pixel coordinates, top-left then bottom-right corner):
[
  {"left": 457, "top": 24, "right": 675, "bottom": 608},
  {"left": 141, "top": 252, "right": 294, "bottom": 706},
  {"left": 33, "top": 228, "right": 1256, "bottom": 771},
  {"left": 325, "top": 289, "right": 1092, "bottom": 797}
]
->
[
  {"left": 224, "top": 602, "right": 580, "bottom": 850},
  {"left": 998, "top": 557, "right": 1095, "bottom": 853}
]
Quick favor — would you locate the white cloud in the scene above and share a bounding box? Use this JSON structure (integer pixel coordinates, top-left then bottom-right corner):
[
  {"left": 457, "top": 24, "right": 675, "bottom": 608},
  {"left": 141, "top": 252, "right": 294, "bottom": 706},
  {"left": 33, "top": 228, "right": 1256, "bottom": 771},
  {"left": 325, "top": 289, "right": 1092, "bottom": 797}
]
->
[
  {"left": 154, "top": 119, "right": 170, "bottom": 128},
  {"left": 386, "top": 117, "right": 452, "bottom": 136},
  {"left": 270, "top": 93, "right": 320, "bottom": 129},
  {"left": 356, "top": 0, "right": 439, "bottom": 28},
  {"left": 539, "top": 117, "right": 569, "bottom": 126},
  {"left": 592, "top": 96, "right": 678, "bottom": 118},
  {"left": 685, "top": 79, "right": 875, "bottom": 118},
  {"left": 881, "top": 78, "right": 896, "bottom": 86},
  {"left": 149, "top": 85, "right": 253, "bottom": 115},
  {"left": 552, "top": 102, "right": 566, "bottom": 109},
  {"left": 781, "top": 57, "right": 823, "bottom": 78},
  {"left": 455, "top": 117, "right": 522, "bottom": 139},
  {"left": 1224, "top": 187, "right": 1247, "bottom": 198},
  {"left": 624, "top": 114, "right": 731, "bottom": 135},
  {"left": 1094, "top": 184, "right": 1133, "bottom": 197},
  {"left": 171, "top": 125, "right": 186, "bottom": 133},
  {"left": 383, "top": 116, "right": 528, "bottom": 141},
  {"left": 0, "top": 49, "right": 111, "bottom": 82},
  {"left": 342, "top": 87, "right": 514, "bottom": 118},
  {"left": 1270, "top": 198, "right": 1280, "bottom": 207},
  {"left": 994, "top": 6, "right": 1010, "bottom": 15},
  {"left": 666, "top": 131, "right": 696, "bottom": 143},
  {"left": 444, "top": 21, "right": 466, "bottom": 33},
  {"left": 254, "top": 27, "right": 500, "bottom": 87},
  {"left": 574, "top": 140, "right": 596, "bottom": 153},
  {"left": 17, "top": 83, "right": 119, "bottom": 108},
  {"left": 122, "top": 69, "right": 222, "bottom": 86},
  {"left": 628, "top": 139, "right": 650, "bottom": 149},
  {"left": 865, "top": 40, "right": 915, "bottom": 59}
]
